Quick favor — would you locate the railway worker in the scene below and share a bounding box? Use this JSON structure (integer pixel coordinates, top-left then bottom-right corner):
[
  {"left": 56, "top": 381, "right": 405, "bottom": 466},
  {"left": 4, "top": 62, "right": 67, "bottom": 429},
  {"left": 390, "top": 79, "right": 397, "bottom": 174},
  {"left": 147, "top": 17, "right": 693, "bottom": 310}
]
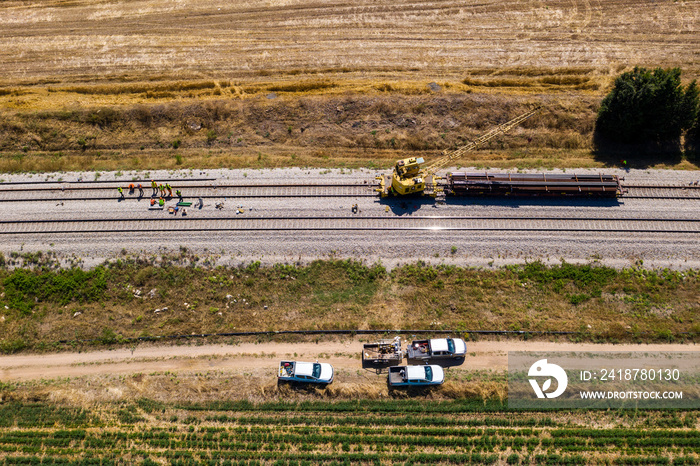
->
[
  {"left": 117, "top": 186, "right": 124, "bottom": 199},
  {"left": 137, "top": 184, "right": 144, "bottom": 198},
  {"left": 166, "top": 183, "right": 173, "bottom": 197},
  {"left": 176, "top": 189, "right": 182, "bottom": 200},
  {"left": 159, "top": 184, "right": 165, "bottom": 197},
  {"left": 151, "top": 180, "right": 158, "bottom": 196},
  {"left": 128, "top": 183, "right": 135, "bottom": 194},
  {"left": 158, "top": 197, "right": 165, "bottom": 207}
]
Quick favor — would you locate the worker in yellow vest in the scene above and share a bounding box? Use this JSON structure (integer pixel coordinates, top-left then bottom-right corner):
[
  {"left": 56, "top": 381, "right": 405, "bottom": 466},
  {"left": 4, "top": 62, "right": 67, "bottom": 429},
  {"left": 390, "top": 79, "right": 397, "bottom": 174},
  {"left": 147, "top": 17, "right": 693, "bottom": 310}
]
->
[
  {"left": 117, "top": 186, "right": 124, "bottom": 199},
  {"left": 151, "top": 180, "right": 158, "bottom": 196}
]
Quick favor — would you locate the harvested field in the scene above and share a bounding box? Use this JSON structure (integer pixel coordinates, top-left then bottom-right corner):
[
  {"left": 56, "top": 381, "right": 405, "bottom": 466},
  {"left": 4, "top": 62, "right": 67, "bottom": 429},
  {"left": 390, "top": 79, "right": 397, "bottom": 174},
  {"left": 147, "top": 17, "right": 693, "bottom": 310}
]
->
[
  {"left": 2, "top": 0, "right": 699, "bottom": 83},
  {"left": 1, "top": 0, "right": 699, "bottom": 171}
]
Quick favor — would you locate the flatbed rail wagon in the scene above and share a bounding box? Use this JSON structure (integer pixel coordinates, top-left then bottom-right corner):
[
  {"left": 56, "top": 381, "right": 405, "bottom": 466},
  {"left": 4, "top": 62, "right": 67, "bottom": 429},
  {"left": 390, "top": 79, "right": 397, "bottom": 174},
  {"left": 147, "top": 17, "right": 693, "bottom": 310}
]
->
[{"left": 444, "top": 172, "right": 622, "bottom": 198}]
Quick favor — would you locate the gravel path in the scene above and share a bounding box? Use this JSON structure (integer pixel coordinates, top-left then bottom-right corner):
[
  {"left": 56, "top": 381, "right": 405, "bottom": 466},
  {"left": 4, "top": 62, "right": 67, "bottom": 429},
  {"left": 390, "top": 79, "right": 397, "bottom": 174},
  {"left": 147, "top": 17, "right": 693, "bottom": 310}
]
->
[
  {"left": 1, "top": 167, "right": 698, "bottom": 270},
  {"left": 2, "top": 340, "right": 697, "bottom": 382}
]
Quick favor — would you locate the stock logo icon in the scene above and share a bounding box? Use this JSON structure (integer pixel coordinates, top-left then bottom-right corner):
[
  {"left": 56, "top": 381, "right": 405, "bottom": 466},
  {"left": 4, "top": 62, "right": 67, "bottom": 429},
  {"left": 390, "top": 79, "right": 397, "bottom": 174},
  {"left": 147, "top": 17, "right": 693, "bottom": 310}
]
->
[{"left": 528, "top": 359, "right": 568, "bottom": 399}]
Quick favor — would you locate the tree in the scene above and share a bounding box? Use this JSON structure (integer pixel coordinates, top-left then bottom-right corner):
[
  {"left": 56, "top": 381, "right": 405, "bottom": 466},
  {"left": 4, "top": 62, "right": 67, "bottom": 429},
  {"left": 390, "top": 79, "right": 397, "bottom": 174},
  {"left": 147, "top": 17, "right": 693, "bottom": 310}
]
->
[
  {"left": 687, "top": 118, "right": 700, "bottom": 159},
  {"left": 595, "top": 67, "right": 698, "bottom": 148}
]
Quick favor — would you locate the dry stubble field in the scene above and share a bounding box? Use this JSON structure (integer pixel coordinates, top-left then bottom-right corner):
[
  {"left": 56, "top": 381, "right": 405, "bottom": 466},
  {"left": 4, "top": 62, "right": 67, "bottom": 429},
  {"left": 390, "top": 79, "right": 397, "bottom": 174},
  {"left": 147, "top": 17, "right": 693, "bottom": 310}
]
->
[{"left": 1, "top": 0, "right": 700, "bottom": 172}]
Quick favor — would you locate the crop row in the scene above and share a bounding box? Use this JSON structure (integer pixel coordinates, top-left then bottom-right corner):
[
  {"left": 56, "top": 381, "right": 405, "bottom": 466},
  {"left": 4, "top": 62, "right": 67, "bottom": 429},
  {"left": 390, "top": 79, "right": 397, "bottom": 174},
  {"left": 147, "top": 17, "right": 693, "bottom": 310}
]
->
[
  {"left": 4, "top": 426, "right": 700, "bottom": 446},
  {"left": 0, "top": 405, "right": 94, "bottom": 429},
  {"left": 4, "top": 452, "right": 698, "bottom": 465},
  {"left": 2, "top": 429, "right": 699, "bottom": 459},
  {"left": 203, "top": 414, "right": 558, "bottom": 428},
  {"left": 176, "top": 399, "right": 511, "bottom": 414}
]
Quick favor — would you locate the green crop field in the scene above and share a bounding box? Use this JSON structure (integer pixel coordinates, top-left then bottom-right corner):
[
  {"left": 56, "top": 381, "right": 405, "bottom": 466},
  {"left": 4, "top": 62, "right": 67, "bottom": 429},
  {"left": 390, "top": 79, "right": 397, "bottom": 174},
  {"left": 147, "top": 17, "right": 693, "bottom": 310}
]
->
[{"left": 0, "top": 400, "right": 698, "bottom": 465}]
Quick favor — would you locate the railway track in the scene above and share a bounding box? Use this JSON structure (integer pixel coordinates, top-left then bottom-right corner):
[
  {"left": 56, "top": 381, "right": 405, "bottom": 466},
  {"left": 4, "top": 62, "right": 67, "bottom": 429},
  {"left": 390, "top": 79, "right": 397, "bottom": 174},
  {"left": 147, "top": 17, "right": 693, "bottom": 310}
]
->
[
  {"left": 0, "top": 183, "right": 376, "bottom": 202},
  {"left": 0, "top": 182, "right": 699, "bottom": 202},
  {"left": 2, "top": 215, "right": 698, "bottom": 235},
  {"left": 622, "top": 185, "right": 700, "bottom": 200}
]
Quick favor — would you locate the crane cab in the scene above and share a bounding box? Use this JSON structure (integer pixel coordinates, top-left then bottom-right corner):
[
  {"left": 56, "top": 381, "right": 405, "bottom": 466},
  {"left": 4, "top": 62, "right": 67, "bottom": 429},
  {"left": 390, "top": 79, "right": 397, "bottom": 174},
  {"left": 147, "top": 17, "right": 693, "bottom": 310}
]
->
[
  {"left": 376, "top": 157, "right": 429, "bottom": 196},
  {"left": 392, "top": 157, "right": 426, "bottom": 195},
  {"left": 394, "top": 157, "right": 424, "bottom": 178}
]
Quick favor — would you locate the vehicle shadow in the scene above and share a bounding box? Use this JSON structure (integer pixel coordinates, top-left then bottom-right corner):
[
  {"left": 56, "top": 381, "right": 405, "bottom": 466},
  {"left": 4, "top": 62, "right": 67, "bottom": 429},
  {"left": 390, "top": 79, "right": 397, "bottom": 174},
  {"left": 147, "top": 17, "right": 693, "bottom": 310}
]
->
[
  {"left": 376, "top": 196, "right": 443, "bottom": 215},
  {"left": 387, "top": 385, "right": 439, "bottom": 397},
  {"left": 276, "top": 380, "right": 329, "bottom": 392},
  {"left": 377, "top": 195, "right": 621, "bottom": 213}
]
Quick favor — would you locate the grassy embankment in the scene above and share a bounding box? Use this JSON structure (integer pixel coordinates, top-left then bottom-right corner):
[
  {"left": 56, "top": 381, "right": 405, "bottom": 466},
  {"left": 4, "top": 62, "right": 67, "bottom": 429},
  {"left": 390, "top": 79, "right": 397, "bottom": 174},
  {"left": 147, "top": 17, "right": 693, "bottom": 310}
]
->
[
  {"left": 2, "top": 72, "right": 698, "bottom": 175},
  {"left": 0, "top": 399, "right": 697, "bottom": 465},
  {"left": 0, "top": 256, "right": 697, "bottom": 353}
]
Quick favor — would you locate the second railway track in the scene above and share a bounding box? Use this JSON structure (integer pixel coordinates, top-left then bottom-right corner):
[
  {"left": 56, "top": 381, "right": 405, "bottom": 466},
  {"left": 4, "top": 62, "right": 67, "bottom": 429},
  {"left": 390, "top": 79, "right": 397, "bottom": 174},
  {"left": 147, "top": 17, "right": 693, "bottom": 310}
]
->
[{"left": 2, "top": 215, "right": 698, "bottom": 235}]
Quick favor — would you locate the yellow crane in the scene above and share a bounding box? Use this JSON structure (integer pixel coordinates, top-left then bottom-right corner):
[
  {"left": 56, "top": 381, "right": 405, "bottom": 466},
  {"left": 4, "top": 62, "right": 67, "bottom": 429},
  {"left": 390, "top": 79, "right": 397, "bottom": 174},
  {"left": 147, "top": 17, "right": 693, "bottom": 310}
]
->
[{"left": 376, "top": 105, "right": 542, "bottom": 197}]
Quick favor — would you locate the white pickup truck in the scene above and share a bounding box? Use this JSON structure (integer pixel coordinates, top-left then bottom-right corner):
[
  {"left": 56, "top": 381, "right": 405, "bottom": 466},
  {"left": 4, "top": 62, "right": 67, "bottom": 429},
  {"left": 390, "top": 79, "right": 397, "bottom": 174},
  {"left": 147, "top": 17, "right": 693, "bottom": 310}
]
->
[
  {"left": 388, "top": 365, "right": 445, "bottom": 387},
  {"left": 278, "top": 361, "right": 334, "bottom": 385},
  {"left": 405, "top": 338, "right": 467, "bottom": 367}
]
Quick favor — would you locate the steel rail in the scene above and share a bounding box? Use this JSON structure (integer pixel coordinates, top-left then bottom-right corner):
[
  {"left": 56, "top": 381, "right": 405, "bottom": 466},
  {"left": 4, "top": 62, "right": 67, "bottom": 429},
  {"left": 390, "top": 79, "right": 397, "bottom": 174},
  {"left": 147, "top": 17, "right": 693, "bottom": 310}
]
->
[
  {"left": 623, "top": 184, "right": 700, "bottom": 189},
  {"left": 0, "top": 177, "right": 217, "bottom": 186},
  {"left": 0, "top": 182, "right": 374, "bottom": 192},
  {"left": 0, "top": 194, "right": 378, "bottom": 202}
]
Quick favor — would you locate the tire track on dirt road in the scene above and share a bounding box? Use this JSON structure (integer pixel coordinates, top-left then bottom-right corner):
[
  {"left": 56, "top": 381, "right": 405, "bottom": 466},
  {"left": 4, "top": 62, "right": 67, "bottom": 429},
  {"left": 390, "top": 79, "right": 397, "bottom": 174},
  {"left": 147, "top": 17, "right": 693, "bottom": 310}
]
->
[{"left": 1, "top": 340, "right": 697, "bottom": 382}]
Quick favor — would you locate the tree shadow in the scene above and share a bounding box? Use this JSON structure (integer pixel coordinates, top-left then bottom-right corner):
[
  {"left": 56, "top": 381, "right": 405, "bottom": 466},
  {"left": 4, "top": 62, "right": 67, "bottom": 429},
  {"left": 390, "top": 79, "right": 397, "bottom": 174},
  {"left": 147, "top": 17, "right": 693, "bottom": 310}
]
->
[
  {"left": 684, "top": 136, "right": 700, "bottom": 166},
  {"left": 592, "top": 128, "right": 684, "bottom": 169}
]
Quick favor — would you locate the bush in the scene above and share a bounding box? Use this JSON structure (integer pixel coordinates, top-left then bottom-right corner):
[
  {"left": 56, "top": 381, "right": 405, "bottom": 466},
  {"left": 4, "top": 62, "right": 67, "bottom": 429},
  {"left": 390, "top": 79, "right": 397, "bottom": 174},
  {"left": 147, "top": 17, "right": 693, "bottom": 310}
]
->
[
  {"left": 2, "top": 267, "right": 107, "bottom": 314},
  {"left": 595, "top": 67, "right": 698, "bottom": 149}
]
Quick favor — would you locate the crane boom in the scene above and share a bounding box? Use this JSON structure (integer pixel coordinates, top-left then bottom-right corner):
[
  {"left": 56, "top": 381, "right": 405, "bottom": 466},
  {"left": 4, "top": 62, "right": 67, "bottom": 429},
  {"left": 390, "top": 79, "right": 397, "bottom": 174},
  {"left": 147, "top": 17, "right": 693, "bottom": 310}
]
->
[
  {"left": 375, "top": 104, "right": 543, "bottom": 197},
  {"left": 423, "top": 105, "right": 542, "bottom": 174}
]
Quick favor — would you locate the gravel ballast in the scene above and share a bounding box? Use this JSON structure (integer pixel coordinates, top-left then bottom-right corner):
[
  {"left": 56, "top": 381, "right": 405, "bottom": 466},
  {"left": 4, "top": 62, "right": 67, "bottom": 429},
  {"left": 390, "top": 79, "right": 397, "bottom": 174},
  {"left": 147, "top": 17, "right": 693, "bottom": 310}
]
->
[{"left": 0, "top": 167, "right": 698, "bottom": 270}]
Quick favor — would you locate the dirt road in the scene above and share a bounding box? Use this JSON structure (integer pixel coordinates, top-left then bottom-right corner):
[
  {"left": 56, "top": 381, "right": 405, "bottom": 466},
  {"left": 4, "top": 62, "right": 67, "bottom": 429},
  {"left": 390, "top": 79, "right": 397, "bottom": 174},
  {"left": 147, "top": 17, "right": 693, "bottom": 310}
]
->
[{"left": 2, "top": 340, "right": 698, "bottom": 383}]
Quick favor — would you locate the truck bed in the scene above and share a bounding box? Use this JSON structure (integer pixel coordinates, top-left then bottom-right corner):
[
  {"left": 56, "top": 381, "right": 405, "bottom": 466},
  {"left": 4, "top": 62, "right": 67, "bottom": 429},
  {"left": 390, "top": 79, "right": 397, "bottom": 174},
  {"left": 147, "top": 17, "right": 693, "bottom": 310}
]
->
[
  {"left": 406, "top": 340, "right": 430, "bottom": 362},
  {"left": 362, "top": 340, "right": 402, "bottom": 369},
  {"left": 279, "top": 361, "right": 295, "bottom": 378},
  {"left": 388, "top": 367, "right": 406, "bottom": 386}
]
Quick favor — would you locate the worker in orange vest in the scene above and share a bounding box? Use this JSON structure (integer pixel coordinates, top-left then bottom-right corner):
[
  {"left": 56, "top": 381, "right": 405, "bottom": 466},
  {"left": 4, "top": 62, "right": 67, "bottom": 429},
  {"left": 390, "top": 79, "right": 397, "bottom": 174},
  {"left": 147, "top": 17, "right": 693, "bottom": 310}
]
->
[{"left": 138, "top": 184, "right": 144, "bottom": 197}]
